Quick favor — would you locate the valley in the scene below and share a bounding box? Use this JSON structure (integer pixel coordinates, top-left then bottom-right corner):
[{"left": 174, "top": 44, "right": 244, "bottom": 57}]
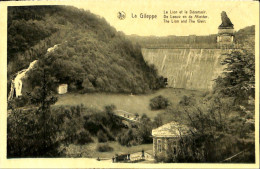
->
[
  {"left": 55, "top": 88, "right": 204, "bottom": 119},
  {"left": 6, "top": 5, "right": 255, "bottom": 164}
]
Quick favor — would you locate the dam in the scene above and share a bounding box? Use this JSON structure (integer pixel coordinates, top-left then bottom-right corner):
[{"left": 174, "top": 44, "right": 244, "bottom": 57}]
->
[
  {"left": 141, "top": 11, "right": 236, "bottom": 91},
  {"left": 142, "top": 48, "right": 229, "bottom": 90}
]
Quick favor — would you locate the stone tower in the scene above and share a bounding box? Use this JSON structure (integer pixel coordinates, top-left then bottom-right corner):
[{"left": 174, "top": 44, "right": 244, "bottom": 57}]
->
[{"left": 217, "top": 11, "right": 234, "bottom": 47}]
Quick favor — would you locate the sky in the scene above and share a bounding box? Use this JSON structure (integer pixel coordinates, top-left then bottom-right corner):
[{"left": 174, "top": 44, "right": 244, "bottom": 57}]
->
[{"left": 71, "top": 0, "right": 258, "bottom": 36}]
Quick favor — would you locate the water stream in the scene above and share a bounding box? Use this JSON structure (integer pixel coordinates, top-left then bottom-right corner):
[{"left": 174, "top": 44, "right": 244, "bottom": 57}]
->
[{"left": 8, "top": 44, "right": 60, "bottom": 101}]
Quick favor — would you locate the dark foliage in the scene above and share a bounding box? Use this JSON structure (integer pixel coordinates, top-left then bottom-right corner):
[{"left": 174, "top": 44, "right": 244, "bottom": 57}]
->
[
  {"left": 7, "top": 5, "right": 165, "bottom": 95},
  {"left": 156, "top": 41, "right": 255, "bottom": 162},
  {"left": 117, "top": 114, "right": 153, "bottom": 146},
  {"left": 7, "top": 103, "right": 122, "bottom": 157},
  {"left": 96, "top": 144, "right": 114, "bottom": 152},
  {"left": 162, "top": 42, "right": 255, "bottom": 163},
  {"left": 150, "top": 95, "right": 170, "bottom": 110},
  {"left": 214, "top": 47, "right": 255, "bottom": 104},
  {"left": 83, "top": 106, "right": 122, "bottom": 140},
  {"left": 7, "top": 65, "right": 59, "bottom": 157},
  {"left": 75, "top": 130, "right": 93, "bottom": 145},
  {"left": 7, "top": 108, "right": 61, "bottom": 157},
  {"left": 179, "top": 95, "right": 196, "bottom": 106},
  {"left": 97, "top": 130, "right": 108, "bottom": 143}
]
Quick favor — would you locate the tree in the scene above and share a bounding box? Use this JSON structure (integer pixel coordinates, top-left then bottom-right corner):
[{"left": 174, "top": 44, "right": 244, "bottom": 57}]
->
[
  {"left": 137, "top": 114, "right": 153, "bottom": 144},
  {"left": 97, "top": 130, "right": 108, "bottom": 143},
  {"left": 179, "top": 95, "right": 196, "bottom": 107},
  {"left": 150, "top": 95, "right": 170, "bottom": 110},
  {"left": 7, "top": 60, "right": 59, "bottom": 157},
  {"left": 104, "top": 104, "right": 116, "bottom": 114},
  {"left": 214, "top": 47, "right": 255, "bottom": 104}
]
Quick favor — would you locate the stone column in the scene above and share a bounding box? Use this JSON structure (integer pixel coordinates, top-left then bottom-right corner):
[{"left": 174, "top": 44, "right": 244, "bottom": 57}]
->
[
  {"left": 165, "top": 138, "right": 169, "bottom": 152},
  {"left": 162, "top": 138, "right": 165, "bottom": 155}
]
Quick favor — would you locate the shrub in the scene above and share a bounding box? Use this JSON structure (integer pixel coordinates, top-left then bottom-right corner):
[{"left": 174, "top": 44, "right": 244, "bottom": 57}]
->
[
  {"left": 81, "top": 78, "right": 95, "bottom": 93},
  {"left": 155, "top": 153, "right": 171, "bottom": 163},
  {"left": 8, "top": 93, "right": 32, "bottom": 109},
  {"left": 179, "top": 95, "right": 196, "bottom": 106},
  {"left": 7, "top": 108, "right": 60, "bottom": 157},
  {"left": 84, "top": 119, "right": 103, "bottom": 135},
  {"left": 97, "top": 130, "right": 108, "bottom": 142},
  {"left": 96, "top": 143, "right": 113, "bottom": 152},
  {"left": 75, "top": 130, "right": 93, "bottom": 145},
  {"left": 149, "top": 95, "right": 169, "bottom": 110},
  {"left": 104, "top": 104, "right": 116, "bottom": 114},
  {"left": 117, "top": 129, "right": 135, "bottom": 146},
  {"left": 68, "top": 83, "right": 77, "bottom": 92},
  {"left": 103, "top": 127, "right": 115, "bottom": 141}
]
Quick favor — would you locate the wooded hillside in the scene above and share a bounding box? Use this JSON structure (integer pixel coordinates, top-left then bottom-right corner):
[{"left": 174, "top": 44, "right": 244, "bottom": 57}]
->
[{"left": 8, "top": 6, "right": 165, "bottom": 94}]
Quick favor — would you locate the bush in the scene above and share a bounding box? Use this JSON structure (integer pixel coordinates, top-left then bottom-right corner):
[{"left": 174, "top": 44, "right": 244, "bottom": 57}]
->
[
  {"left": 84, "top": 119, "right": 103, "bottom": 135},
  {"left": 149, "top": 95, "right": 169, "bottom": 110},
  {"left": 7, "top": 108, "right": 60, "bottom": 157},
  {"left": 104, "top": 104, "right": 116, "bottom": 114},
  {"left": 96, "top": 143, "right": 113, "bottom": 152},
  {"left": 75, "top": 130, "right": 93, "bottom": 145},
  {"left": 179, "top": 95, "right": 195, "bottom": 106},
  {"left": 8, "top": 95, "right": 29, "bottom": 109},
  {"left": 155, "top": 153, "right": 171, "bottom": 163},
  {"left": 103, "top": 127, "right": 115, "bottom": 141},
  {"left": 68, "top": 83, "right": 77, "bottom": 92},
  {"left": 97, "top": 130, "right": 108, "bottom": 142},
  {"left": 117, "top": 129, "right": 135, "bottom": 146}
]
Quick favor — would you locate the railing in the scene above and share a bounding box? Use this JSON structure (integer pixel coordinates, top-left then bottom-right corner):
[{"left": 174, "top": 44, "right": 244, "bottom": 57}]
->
[
  {"left": 112, "top": 152, "right": 146, "bottom": 163},
  {"left": 114, "top": 110, "right": 141, "bottom": 123}
]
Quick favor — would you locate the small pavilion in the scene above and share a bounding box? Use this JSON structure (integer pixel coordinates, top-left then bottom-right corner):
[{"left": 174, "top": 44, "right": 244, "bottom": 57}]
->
[{"left": 152, "top": 121, "right": 192, "bottom": 158}]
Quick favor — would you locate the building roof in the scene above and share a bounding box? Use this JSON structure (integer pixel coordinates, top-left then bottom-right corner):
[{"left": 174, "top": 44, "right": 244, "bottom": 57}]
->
[{"left": 152, "top": 121, "right": 192, "bottom": 137}]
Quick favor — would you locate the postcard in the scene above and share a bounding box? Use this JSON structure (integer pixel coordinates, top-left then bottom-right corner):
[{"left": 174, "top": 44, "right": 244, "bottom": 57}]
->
[{"left": 0, "top": 0, "right": 259, "bottom": 168}]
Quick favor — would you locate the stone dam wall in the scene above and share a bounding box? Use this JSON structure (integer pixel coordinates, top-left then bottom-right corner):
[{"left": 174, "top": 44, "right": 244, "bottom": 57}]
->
[{"left": 142, "top": 48, "right": 230, "bottom": 90}]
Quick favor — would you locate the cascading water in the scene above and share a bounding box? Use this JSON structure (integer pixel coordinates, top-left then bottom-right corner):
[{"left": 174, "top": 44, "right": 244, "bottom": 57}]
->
[
  {"left": 8, "top": 60, "right": 38, "bottom": 100},
  {"left": 8, "top": 44, "right": 60, "bottom": 101},
  {"left": 142, "top": 48, "right": 227, "bottom": 90}
]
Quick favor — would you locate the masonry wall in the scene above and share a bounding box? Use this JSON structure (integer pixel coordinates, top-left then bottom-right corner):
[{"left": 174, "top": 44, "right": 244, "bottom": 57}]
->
[
  {"left": 142, "top": 48, "right": 230, "bottom": 90},
  {"left": 153, "top": 137, "right": 178, "bottom": 158}
]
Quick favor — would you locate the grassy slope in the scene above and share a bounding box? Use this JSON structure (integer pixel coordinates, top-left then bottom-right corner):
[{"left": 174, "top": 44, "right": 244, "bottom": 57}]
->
[{"left": 55, "top": 88, "right": 204, "bottom": 119}]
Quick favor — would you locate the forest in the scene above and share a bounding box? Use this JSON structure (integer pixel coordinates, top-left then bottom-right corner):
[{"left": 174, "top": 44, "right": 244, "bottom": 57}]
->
[
  {"left": 7, "top": 5, "right": 165, "bottom": 158},
  {"left": 7, "top": 6, "right": 165, "bottom": 97}
]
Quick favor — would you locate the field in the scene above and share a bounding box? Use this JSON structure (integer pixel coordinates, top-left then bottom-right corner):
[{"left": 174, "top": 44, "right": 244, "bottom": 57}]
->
[{"left": 55, "top": 88, "right": 205, "bottom": 119}]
